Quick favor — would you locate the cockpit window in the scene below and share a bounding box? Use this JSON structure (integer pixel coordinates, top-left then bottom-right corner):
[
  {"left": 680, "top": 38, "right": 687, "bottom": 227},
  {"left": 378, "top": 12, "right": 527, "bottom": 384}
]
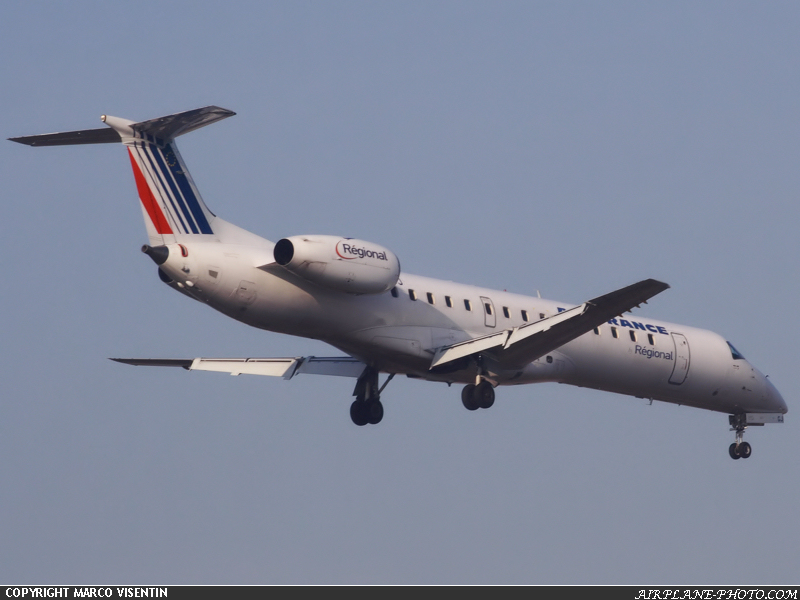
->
[{"left": 727, "top": 341, "right": 745, "bottom": 360}]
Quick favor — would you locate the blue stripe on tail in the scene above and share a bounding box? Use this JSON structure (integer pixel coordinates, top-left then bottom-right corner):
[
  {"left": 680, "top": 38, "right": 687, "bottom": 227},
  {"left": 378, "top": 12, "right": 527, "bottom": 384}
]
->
[
  {"left": 137, "top": 144, "right": 189, "bottom": 233},
  {"left": 163, "top": 144, "right": 213, "bottom": 234},
  {"left": 149, "top": 146, "right": 199, "bottom": 234}
]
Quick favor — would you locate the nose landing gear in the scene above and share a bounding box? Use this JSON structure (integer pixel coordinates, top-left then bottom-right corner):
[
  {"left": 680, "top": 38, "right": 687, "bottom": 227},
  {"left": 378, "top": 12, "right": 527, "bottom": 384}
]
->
[
  {"left": 728, "top": 414, "right": 752, "bottom": 460},
  {"left": 728, "top": 441, "right": 751, "bottom": 460}
]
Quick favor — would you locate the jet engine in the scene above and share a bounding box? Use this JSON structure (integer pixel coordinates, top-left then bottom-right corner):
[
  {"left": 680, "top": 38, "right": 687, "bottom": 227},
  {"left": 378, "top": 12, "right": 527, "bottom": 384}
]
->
[{"left": 273, "top": 235, "right": 400, "bottom": 294}]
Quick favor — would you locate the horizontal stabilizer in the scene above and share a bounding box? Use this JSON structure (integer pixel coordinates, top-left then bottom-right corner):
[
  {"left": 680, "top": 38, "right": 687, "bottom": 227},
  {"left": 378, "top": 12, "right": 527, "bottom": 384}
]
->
[
  {"left": 9, "top": 128, "right": 121, "bottom": 146},
  {"left": 132, "top": 106, "right": 235, "bottom": 142},
  {"left": 111, "top": 356, "right": 367, "bottom": 380},
  {"left": 9, "top": 105, "right": 235, "bottom": 147}
]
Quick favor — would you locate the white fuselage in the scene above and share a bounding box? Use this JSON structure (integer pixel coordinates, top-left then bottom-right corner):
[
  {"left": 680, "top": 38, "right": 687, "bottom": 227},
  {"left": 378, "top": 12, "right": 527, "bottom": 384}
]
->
[
  {"left": 156, "top": 236, "right": 787, "bottom": 417},
  {"left": 11, "top": 104, "right": 785, "bottom": 451}
]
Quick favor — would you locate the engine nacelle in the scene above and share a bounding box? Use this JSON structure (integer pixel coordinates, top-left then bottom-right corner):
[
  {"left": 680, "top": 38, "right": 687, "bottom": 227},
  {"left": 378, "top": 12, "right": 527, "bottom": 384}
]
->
[{"left": 273, "top": 235, "right": 401, "bottom": 295}]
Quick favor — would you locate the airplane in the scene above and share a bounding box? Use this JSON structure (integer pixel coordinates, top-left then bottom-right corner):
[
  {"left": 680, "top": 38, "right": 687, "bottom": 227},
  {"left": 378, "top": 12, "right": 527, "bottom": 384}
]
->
[{"left": 10, "top": 105, "right": 787, "bottom": 460}]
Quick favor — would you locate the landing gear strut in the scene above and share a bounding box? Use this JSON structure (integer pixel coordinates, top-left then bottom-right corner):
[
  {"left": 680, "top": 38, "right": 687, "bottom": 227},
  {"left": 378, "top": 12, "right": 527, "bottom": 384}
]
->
[
  {"left": 350, "top": 368, "right": 393, "bottom": 426},
  {"left": 728, "top": 414, "right": 752, "bottom": 460}
]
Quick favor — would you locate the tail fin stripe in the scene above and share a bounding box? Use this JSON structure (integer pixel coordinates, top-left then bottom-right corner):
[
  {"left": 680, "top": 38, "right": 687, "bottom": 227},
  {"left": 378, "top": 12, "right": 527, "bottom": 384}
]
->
[
  {"left": 14, "top": 106, "right": 231, "bottom": 239},
  {"left": 160, "top": 144, "right": 212, "bottom": 234},
  {"left": 147, "top": 145, "right": 198, "bottom": 233},
  {"left": 146, "top": 143, "right": 210, "bottom": 235},
  {"left": 135, "top": 144, "right": 192, "bottom": 234},
  {"left": 144, "top": 145, "right": 197, "bottom": 234},
  {"left": 127, "top": 149, "right": 173, "bottom": 235}
]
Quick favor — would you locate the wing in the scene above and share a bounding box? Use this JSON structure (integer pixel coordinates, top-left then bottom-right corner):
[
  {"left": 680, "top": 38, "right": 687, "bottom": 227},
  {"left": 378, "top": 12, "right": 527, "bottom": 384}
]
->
[
  {"left": 431, "top": 278, "right": 670, "bottom": 370},
  {"left": 111, "top": 356, "right": 367, "bottom": 379}
]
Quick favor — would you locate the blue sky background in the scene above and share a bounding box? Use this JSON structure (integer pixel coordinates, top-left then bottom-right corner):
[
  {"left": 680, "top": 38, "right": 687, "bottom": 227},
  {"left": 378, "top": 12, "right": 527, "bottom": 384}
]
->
[{"left": 2, "top": 1, "right": 799, "bottom": 584}]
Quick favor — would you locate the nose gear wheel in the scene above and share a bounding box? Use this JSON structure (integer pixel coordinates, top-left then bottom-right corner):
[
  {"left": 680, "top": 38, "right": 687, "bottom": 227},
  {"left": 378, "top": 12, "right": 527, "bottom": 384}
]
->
[{"left": 728, "top": 414, "right": 752, "bottom": 460}]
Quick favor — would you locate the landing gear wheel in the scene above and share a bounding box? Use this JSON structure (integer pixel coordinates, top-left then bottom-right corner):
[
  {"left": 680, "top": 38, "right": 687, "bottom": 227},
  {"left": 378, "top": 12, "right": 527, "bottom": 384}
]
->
[
  {"left": 728, "top": 415, "right": 753, "bottom": 460},
  {"left": 366, "top": 400, "right": 384, "bottom": 425},
  {"left": 729, "top": 443, "right": 740, "bottom": 460},
  {"left": 475, "top": 381, "right": 495, "bottom": 409},
  {"left": 738, "top": 441, "right": 752, "bottom": 459},
  {"left": 350, "top": 367, "right": 392, "bottom": 426},
  {"left": 461, "top": 384, "right": 479, "bottom": 411},
  {"left": 350, "top": 400, "right": 369, "bottom": 426}
]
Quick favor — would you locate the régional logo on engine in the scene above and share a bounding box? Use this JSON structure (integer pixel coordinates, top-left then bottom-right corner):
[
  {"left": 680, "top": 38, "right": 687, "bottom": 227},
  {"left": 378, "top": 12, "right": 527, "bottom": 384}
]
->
[{"left": 336, "top": 240, "right": 388, "bottom": 261}]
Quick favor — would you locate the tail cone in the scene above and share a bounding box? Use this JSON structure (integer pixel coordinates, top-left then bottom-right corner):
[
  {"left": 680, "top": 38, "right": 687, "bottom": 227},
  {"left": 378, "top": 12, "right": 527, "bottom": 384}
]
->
[{"left": 141, "top": 244, "right": 169, "bottom": 265}]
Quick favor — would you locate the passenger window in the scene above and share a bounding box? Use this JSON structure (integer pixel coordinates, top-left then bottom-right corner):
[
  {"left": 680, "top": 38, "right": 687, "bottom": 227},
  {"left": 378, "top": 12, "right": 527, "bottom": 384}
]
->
[
  {"left": 629, "top": 331, "right": 637, "bottom": 342},
  {"left": 484, "top": 303, "right": 492, "bottom": 315},
  {"left": 409, "top": 289, "right": 417, "bottom": 301},
  {"left": 593, "top": 327, "right": 600, "bottom": 335},
  {"left": 464, "top": 299, "right": 472, "bottom": 311},
  {"left": 445, "top": 296, "right": 453, "bottom": 308},
  {"left": 611, "top": 327, "right": 618, "bottom": 339},
  {"left": 502, "top": 306, "right": 510, "bottom": 318},
  {"left": 648, "top": 333, "right": 655, "bottom": 345},
  {"left": 539, "top": 313, "right": 545, "bottom": 320},
  {"left": 427, "top": 292, "right": 435, "bottom": 304},
  {"left": 521, "top": 310, "right": 528, "bottom": 322},
  {"left": 390, "top": 287, "right": 398, "bottom": 298}
]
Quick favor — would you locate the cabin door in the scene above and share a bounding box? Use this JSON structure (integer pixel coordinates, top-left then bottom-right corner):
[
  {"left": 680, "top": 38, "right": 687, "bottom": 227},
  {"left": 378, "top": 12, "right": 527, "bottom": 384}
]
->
[
  {"left": 669, "top": 332, "right": 690, "bottom": 385},
  {"left": 480, "top": 296, "right": 496, "bottom": 328}
]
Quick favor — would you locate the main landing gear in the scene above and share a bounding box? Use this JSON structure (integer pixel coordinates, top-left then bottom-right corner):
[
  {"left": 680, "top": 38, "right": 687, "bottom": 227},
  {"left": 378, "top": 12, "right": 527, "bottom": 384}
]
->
[
  {"left": 461, "top": 356, "right": 497, "bottom": 411},
  {"left": 350, "top": 368, "right": 394, "bottom": 426},
  {"left": 461, "top": 380, "right": 495, "bottom": 411},
  {"left": 728, "top": 414, "right": 752, "bottom": 460}
]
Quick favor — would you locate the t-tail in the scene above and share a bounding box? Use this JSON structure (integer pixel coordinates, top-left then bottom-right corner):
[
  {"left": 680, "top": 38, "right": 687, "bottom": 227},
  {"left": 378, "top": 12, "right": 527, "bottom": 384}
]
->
[{"left": 10, "top": 106, "right": 263, "bottom": 247}]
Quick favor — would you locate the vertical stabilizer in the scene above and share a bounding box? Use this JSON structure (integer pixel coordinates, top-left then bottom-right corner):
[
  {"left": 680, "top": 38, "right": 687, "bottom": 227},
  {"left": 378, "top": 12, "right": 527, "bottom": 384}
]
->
[
  {"left": 103, "top": 107, "right": 235, "bottom": 246},
  {"left": 10, "top": 106, "right": 237, "bottom": 247}
]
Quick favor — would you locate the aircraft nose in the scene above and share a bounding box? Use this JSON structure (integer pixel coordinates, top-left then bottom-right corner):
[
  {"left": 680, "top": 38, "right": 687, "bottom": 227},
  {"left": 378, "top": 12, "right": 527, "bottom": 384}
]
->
[{"left": 765, "top": 377, "right": 788, "bottom": 414}]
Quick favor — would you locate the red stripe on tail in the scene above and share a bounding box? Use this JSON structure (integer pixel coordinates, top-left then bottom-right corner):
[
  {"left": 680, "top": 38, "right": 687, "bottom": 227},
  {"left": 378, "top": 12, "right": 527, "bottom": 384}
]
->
[{"left": 128, "top": 148, "right": 173, "bottom": 235}]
